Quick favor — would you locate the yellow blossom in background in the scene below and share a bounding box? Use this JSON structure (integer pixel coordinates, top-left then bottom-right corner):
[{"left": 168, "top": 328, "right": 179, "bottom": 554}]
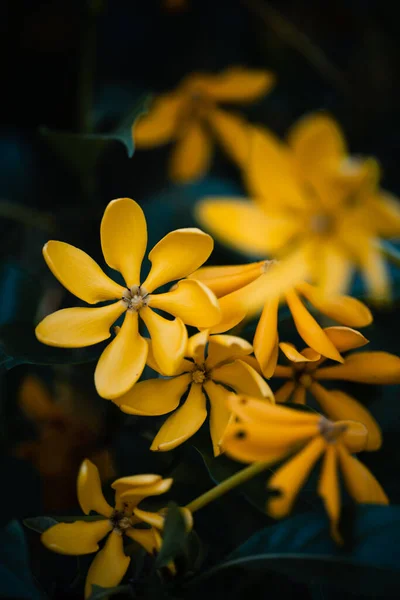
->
[
  {"left": 35, "top": 198, "right": 221, "bottom": 400},
  {"left": 134, "top": 67, "right": 274, "bottom": 183},
  {"left": 42, "top": 459, "right": 192, "bottom": 598},
  {"left": 273, "top": 325, "right": 400, "bottom": 451},
  {"left": 223, "top": 395, "right": 388, "bottom": 543},
  {"left": 115, "top": 330, "right": 273, "bottom": 455},
  {"left": 189, "top": 261, "right": 372, "bottom": 377},
  {"left": 196, "top": 114, "right": 400, "bottom": 301}
]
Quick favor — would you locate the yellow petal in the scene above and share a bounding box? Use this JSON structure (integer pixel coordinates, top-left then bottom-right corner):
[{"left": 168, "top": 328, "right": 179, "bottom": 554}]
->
[
  {"left": 41, "top": 520, "right": 112, "bottom": 556},
  {"left": 112, "top": 474, "right": 161, "bottom": 490},
  {"left": 140, "top": 307, "right": 187, "bottom": 376},
  {"left": 186, "top": 330, "right": 209, "bottom": 363},
  {"left": 203, "top": 380, "right": 235, "bottom": 456},
  {"left": 78, "top": 459, "right": 113, "bottom": 517},
  {"left": 208, "top": 108, "right": 251, "bottom": 167},
  {"left": 84, "top": 531, "right": 130, "bottom": 599},
  {"left": 315, "top": 242, "right": 353, "bottom": 297},
  {"left": 292, "top": 386, "right": 306, "bottom": 405},
  {"left": 310, "top": 383, "right": 382, "bottom": 451},
  {"left": 272, "top": 365, "right": 293, "bottom": 379},
  {"left": 18, "top": 375, "right": 57, "bottom": 422},
  {"left": 134, "top": 93, "right": 184, "bottom": 147},
  {"left": 188, "top": 261, "right": 265, "bottom": 297},
  {"left": 100, "top": 198, "right": 147, "bottom": 288},
  {"left": 117, "top": 374, "right": 191, "bottom": 416},
  {"left": 149, "top": 280, "right": 221, "bottom": 328},
  {"left": 316, "top": 351, "right": 400, "bottom": 384},
  {"left": 285, "top": 288, "right": 343, "bottom": 363},
  {"left": 35, "top": 302, "right": 126, "bottom": 348},
  {"left": 322, "top": 326, "right": 369, "bottom": 353},
  {"left": 296, "top": 282, "right": 373, "bottom": 328},
  {"left": 169, "top": 120, "right": 212, "bottom": 183},
  {"left": 206, "top": 334, "right": 253, "bottom": 369},
  {"left": 95, "top": 311, "right": 148, "bottom": 399},
  {"left": 267, "top": 437, "right": 326, "bottom": 518},
  {"left": 126, "top": 526, "right": 162, "bottom": 555},
  {"left": 211, "top": 359, "right": 273, "bottom": 399},
  {"left": 227, "top": 394, "right": 320, "bottom": 426},
  {"left": 317, "top": 444, "right": 341, "bottom": 543},
  {"left": 120, "top": 478, "right": 173, "bottom": 502},
  {"left": 367, "top": 191, "right": 400, "bottom": 238},
  {"left": 253, "top": 295, "right": 280, "bottom": 377},
  {"left": 274, "top": 381, "right": 295, "bottom": 403},
  {"left": 191, "top": 67, "right": 274, "bottom": 102},
  {"left": 279, "top": 342, "right": 320, "bottom": 363},
  {"left": 150, "top": 383, "right": 207, "bottom": 451},
  {"left": 337, "top": 444, "right": 388, "bottom": 505},
  {"left": 142, "top": 228, "right": 214, "bottom": 293},
  {"left": 208, "top": 292, "right": 248, "bottom": 334},
  {"left": 338, "top": 420, "right": 369, "bottom": 454},
  {"left": 132, "top": 508, "right": 165, "bottom": 530},
  {"left": 360, "top": 241, "right": 391, "bottom": 302},
  {"left": 43, "top": 241, "right": 124, "bottom": 304}
]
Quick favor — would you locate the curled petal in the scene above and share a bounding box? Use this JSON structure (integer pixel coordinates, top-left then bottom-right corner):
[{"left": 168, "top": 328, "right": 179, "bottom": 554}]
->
[
  {"left": 120, "top": 478, "right": 173, "bottom": 503},
  {"left": 141, "top": 307, "right": 187, "bottom": 376},
  {"left": 274, "top": 381, "right": 296, "bottom": 403},
  {"left": 279, "top": 342, "right": 320, "bottom": 363},
  {"left": 190, "top": 68, "right": 274, "bottom": 103},
  {"left": 169, "top": 120, "right": 212, "bottom": 183},
  {"left": 132, "top": 508, "right": 164, "bottom": 530},
  {"left": 337, "top": 444, "right": 388, "bottom": 505},
  {"left": 254, "top": 295, "right": 280, "bottom": 377},
  {"left": 41, "top": 520, "right": 112, "bottom": 556},
  {"left": 212, "top": 359, "right": 273, "bottom": 399},
  {"left": 316, "top": 352, "right": 400, "bottom": 384},
  {"left": 126, "top": 526, "right": 162, "bottom": 555},
  {"left": 206, "top": 334, "right": 253, "bottom": 369},
  {"left": 227, "top": 394, "right": 320, "bottom": 427},
  {"left": 208, "top": 292, "right": 248, "bottom": 334},
  {"left": 78, "top": 459, "right": 113, "bottom": 517},
  {"left": 188, "top": 261, "right": 265, "bottom": 297},
  {"left": 84, "top": 531, "right": 130, "bottom": 599},
  {"left": 323, "top": 326, "right": 369, "bottom": 354},
  {"left": 112, "top": 474, "right": 162, "bottom": 491},
  {"left": 118, "top": 374, "right": 191, "bottom": 416},
  {"left": 204, "top": 380, "right": 235, "bottom": 456},
  {"left": 134, "top": 93, "right": 184, "bottom": 147},
  {"left": 187, "top": 330, "right": 209, "bottom": 363},
  {"left": 317, "top": 445, "right": 341, "bottom": 543}
]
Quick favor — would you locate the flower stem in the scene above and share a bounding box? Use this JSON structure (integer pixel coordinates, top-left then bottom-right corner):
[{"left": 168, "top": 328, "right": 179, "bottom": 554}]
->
[{"left": 185, "top": 461, "right": 270, "bottom": 514}]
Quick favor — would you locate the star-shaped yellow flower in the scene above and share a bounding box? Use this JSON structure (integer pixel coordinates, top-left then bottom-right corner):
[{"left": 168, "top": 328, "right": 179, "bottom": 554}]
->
[
  {"left": 223, "top": 395, "right": 388, "bottom": 543},
  {"left": 115, "top": 330, "right": 273, "bottom": 455},
  {"left": 196, "top": 114, "right": 400, "bottom": 300},
  {"left": 134, "top": 67, "right": 274, "bottom": 183},
  {"left": 41, "top": 460, "right": 192, "bottom": 598},
  {"left": 35, "top": 198, "right": 221, "bottom": 399},
  {"left": 273, "top": 325, "right": 400, "bottom": 451}
]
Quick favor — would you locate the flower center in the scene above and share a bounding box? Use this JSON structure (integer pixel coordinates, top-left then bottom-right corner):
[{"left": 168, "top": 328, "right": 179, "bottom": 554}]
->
[
  {"left": 298, "top": 373, "right": 313, "bottom": 388},
  {"left": 191, "top": 363, "right": 208, "bottom": 384},
  {"left": 122, "top": 285, "right": 150, "bottom": 312},
  {"left": 319, "top": 416, "right": 347, "bottom": 442},
  {"left": 262, "top": 259, "right": 278, "bottom": 273},
  {"left": 109, "top": 509, "right": 133, "bottom": 534},
  {"left": 310, "top": 213, "right": 334, "bottom": 235}
]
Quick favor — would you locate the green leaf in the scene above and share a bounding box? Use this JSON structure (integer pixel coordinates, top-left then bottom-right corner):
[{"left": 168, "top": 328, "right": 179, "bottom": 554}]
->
[
  {"left": 155, "top": 502, "right": 188, "bottom": 569},
  {"left": 88, "top": 584, "right": 132, "bottom": 599}
]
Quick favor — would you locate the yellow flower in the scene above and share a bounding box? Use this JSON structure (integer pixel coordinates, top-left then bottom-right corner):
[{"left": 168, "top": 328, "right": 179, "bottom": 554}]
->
[
  {"left": 273, "top": 325, "right": 400, "bottom": 451},
  {"left": 35, "top": 198, "right": 221, "bottom": 400},
  {"left": 115, "top": 330, "right": 273, "bottom": 455},
  {"left": 134, "top": 67, "right": 274, "bottom": 183},
  {"left": 196, "top": 114, "right": 400, "bottom": 300},
  {"left": 41, "top": 459, "right": 191, "bottom": 598},
  {"left": 189, "top": 261, "right": 372, "bottom": 377},
  {"left": 223, "top": 395, "right": 388, "bottom": 543}
]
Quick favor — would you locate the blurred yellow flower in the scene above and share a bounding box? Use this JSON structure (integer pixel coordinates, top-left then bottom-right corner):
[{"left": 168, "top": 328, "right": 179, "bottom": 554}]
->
[
  {"left": 223, "top": 395, "right": 388, "bottom": 543},
  {"left": 42, "top": 459, "right": 191, "bottom": 598},
  {"left": 196, "top": 114, "right": 400, "bottom": 300},
  {"left": 273, "top": 325, "right": 400, "bottom": 451},
  {"left": 35, "top": 198, "right": 221, "bottom": 400},
  {"left": 134, "top": 67, "right": 274, "bottom": 183},
  {"left": 116, "top": 330, "right": 273, "bottom": 455}
]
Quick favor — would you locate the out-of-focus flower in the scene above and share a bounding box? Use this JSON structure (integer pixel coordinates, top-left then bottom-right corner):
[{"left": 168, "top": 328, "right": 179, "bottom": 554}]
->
[
  {"left": 134, "top": 67, "right": 274, "bottom": 183},
  {"left": 273, "top": 325, "right": 400, "bottom": 451},
  {"left": 42, "top": 459, "right": 191, "bottom": 598},
  {"left": 189, "top": 261, "right": 372, "bottom": 377},
  {"left": 115, "top": 330, "right": 272, "bottom": 455},
  {"left": 223, "top": 395, "right": 388, "bottom": 543},
  {"left": 196, "top": 114, "right": 400, "bottom": 301},
  {"left": 35, "top": 198, "right": 221, "bottom": 399}
]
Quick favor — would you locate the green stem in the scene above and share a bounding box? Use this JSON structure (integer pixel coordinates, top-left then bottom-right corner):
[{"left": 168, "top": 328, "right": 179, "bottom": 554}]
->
[{"left": 185, "top": 461, "right": 270, "bottom": 514}]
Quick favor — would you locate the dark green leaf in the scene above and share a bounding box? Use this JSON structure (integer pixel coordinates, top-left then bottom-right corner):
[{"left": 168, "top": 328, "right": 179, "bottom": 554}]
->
[
  {"left": 23, "top": 517, "right": 58, "bottom": 534},
  {"left": 155, "top": 502, "right": 188, "bottom": 569},
  {"left": 88, "top": 584, "right": 132, "bottom": 599}
]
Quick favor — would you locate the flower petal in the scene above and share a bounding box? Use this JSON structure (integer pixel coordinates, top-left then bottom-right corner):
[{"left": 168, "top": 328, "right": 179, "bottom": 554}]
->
[
  {"left": 279, "top": 342, "right": 320, "bottom": 363},
  {"left": 120, "top": 478, "right": 173, "bottom": 502},
  {"left": 169, "top": 120, "right": 212, "bottom": 183},
  {"left": 337, "top": 444, "right": 388, "bottom": 505},
  {"left": 35, "top": 302, "right": 126, "bottom": 348},
  {"left": 360, "top": 240, "right": 391, "bottom": 302},
  {"left": 315, "top": 242, "right": 353, "bottom": 297},
  {"left": 367, "top": 191, "right": 400, "bottom": 238},
  {"left": 41, "top": 520, "right": 112, "bottom": 556},
  {"left": 149, "top": 279, "right": 221, "bottom": 328},
  {"left": 310, "top": 383, "right": 382, "bottom": 451},
  {"left": 292, "top": 386, "right": 306, "bottom": 405},
  {"left": 317, "top": 444, "right": 341, "bottom": 543},
  {"left": 142, "top": 228, "right": 214, "bottom": 293},
  {"left": 188, "top": 261, "right": 265, "bottom": 297},
  {"left": 134, "top": 93, "right": 184, "bottom": 147},
  {"left": 43, "top": 241, "right": 124, "bottom": 304},
  {"left": 253, "top": 295, "right": 280, "bottom": 377},
  {"left": 206, "top": 334, "right": 253, "bottom": 369},
  {"left": 150, "top": 383, "right": 207, "bottom": 451},
  {"left": 338, "top": 420, "right": 369, "bottom": 454},
  {"left": 95, "top": 311, "right": 148, "bottom": 399},
  {"left": 186, "top": 330, "right": 209, "bottom": 363},
  {"left": 84, "top": 531, "right": 130, "bottom": 599},
  {"left": 208, "top": 108, "right": 251, "bottom": 167},
  {"left": 267, "top": 437, "right": 326, "bottom": 518},
  {"left": 126, "top": 526, "right": 162, "bottom": 555},
  {"left": 100, "top": 198, "right": 147, "bottom": 288},
  {"left": 78, "top": 459, "right": 113, "bottom": 517},
  {"left": 203, "top": 380, "right": 235, "bottom": 456},
  {"left": 228, "top": 394, "right": 320, "bottom": 426},
  {"left": 140, "top": 307, "right": 187, "bottom": 376},
  {"left": 192, "top": 68, "right": 274, "bottom": 102},
  {"left": 132, "top": 508, "right": 164, "bottom": 530},
  {"left": 274, "top": 381, "right": 296, "bottom": 403},
  {"left": 18, "top": 375, "right": 57, "bottom": 422},
  {"left": 211, "top": 359, "right": 274, "bottom": 399},
  {"left": 316, "top": 351, "right": 400, "bottom": 384},
  {"left": 117, "top": 374, "right": 191, "bottom": 416},
  {"left": 322, "top": 326, "right": 369, "bottom": 353},
  {"left": 112, "top": 474, "right": 161, "bottom": 490}
]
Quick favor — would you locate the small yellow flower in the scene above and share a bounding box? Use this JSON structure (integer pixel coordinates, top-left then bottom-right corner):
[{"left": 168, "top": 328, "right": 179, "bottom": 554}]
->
[
  {"left": 223, "top": 395, "right": 388, "bottom": 543},
  {"left": 273, "top": 325, "right": 400, "bottom": 451},
  {"left": 115, "top": 330, "right": 273, "bottom": 455},
  {"left": 35, "top": 198, "right": 221, "bottom": 399},
  {"left": 41, "top": 459, "right": 191, "bottom": 598},
  {"left": 189, "top": 261, "right": 372, "bottom": 377},
  {"left": 196, "top": 114, "right": 400, "bottom": 300},
  {"left": 134, "top": 67, "right": 274, "bottom": 183}
]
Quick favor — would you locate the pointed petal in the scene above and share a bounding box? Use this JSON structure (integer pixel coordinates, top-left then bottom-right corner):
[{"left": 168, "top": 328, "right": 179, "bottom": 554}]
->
[
  {"left": 150, "top": 383, "right": 207, "bottom": 451},
  {"left": 227, "top": 394, "right": 320, "bottom": 426},
  {"left": 267, "top": 437, "right": 326, "bottom": 518},
  {"left": 126, "top": 526, "right": 162, "bottom": 555},
  {"left": 211, "top": 359, "right": 274, "bottom": 399},
  {"left": 322, "top": 326, "right": 369, "bottom": 353},
  {"left": 132, "top": 508, "right": 164, "bottom": 530},
  {"left": 142, "top": 228, "right": 214, "bottom": 292},
  {"left": 149, "top": 280, "right": 221, "bottom": 328},
  {"left": 315, "top": 242, "right": 353, "bottom": 297},
  {"left": 187, "top": 330, "right": 209, "bottom": 363},
  {"left": 43, "top": 241, "right": 124, "bottom": 304},
  {"left": 279, "top": 342, "right": 320, "bottom": 363},
  {"left": 367, "top": 191, "right": 400, "bottom": 238},
  {"left": 100, "top": 198, "right": 147, "bottom": 288},
  {"left": 188, "top": 261, "right": 265, "bottom": 297},
  {"left": 120, "top": 478, "right": 173, "bottom": 502},
  {"left": 316, "top": 352, "right": 400, "bottom": 384},
  {"left": 206, "top": 334, "right": 253, "bottom": 369},
  {"left": 18, "top": 375, "right": 57, "bottom": 422},
  {"left": 117, "top": 374, "right": 191, "bottom": 416},
  {"left": 208, "top": 108, "right": 251, "bottom": 167},
  {"left": 78, "top": 459, "right": 113, "bottom": 517},
  {"left": 317, "top": 445, "right": 341, "bottom": 543},
  {"left": 204, "top": 380, "right": 235, "bottom": 456},
  {"left": 192, "top": 68, "right": 274, "bottom": 102},
  {"left": 134, "top": 93, "right": 184, "bottom": 147},
  {"left": 274, "top": 381, "right": 295, "bottom": 403},
  {"left": 169, "top": 120, "right": 212, "bottom": 183},
  {"left": 310, "top": 383, "right": 382, "bottom": 451},
  {"left": 140, "top": 307, "right": 187, "bottom": 376},
  {"left": 360, "top": 241, "right": 391, "bottom": 302},
  {"left": 41, "top": 520, "right": 112, "bottom": 556},
  {"left": 95, "top": 311, "right": 148, "bottom": 399},
  {"left": 337, "top": 444, "right": 388, "bottom": 505},
  {"left": 84, "top": 531, "right": 130, "bottom": 599},
  {"left": 35, "top": 302, "right": 126, "bottom": 348},
  {"left": 253, "top": 295, "right": 280, "bottom": 377}
]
